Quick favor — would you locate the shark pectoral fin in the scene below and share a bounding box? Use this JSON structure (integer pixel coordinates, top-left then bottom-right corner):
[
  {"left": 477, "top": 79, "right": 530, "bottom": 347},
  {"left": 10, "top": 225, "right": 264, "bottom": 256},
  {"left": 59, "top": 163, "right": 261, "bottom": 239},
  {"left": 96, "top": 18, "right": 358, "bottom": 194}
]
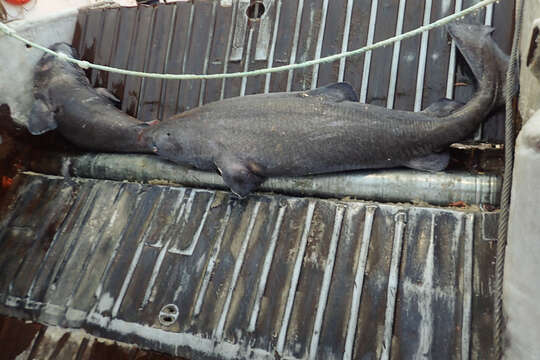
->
[
  {"left": 303, "top": 82, "right": 359, "bottom": 102},
  {"left": 422, "top": 98, "right": 464, "bottom": 117},
  {"left": 215, "top": 155, "right": 266, "bottom": 198},
  {"left": 95, "top": 87, "right": 121, "bottom": 105},
  {"left": 403, "top": 152, "right": 450, "bottom": 172},
  {"left": 28, "top": 98, "right": 57, "bottom": 135}
]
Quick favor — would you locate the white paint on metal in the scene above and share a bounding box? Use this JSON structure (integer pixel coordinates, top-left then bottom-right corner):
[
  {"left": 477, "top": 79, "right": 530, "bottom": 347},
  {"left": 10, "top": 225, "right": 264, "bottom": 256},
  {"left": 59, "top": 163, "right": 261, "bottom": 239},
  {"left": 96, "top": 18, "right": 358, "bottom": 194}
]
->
[
  {"left": 230, "top": 0, "right": 250, "bottom": 61},
  {"left": 264, "top": 0, "right": 281, "bottom": 93},
  {"left": 39, "top": 184, "right": 101, "bottom": 303},
  {"left": 220, "top": 0, "right": 240, "bottom": 100},
  {"left": 158, "top": 5, "right": 178, "bottom": 120},
  {"left": 111, "top": 191, "right": 165, "bottom": 317},
  {"left": 484, "top": 3, "right": 494, "bottom": 26},
  {"left": 414, "top": 0, "right": 432, "bottom": 112},
  {"left": 338, "top": 0, "right": 355, "bottom": 82},
  {"left": 308, "top": 206, "right": 345, "bottom": 359},
  {"left": 276, "top": 201, "right": 315, "bottom": 354},
  {"left": 198, "top": 1, "right": 218, "bottom": 106},
  {"left": 150, "top": 189, "right": 186, "bottom": 248},
  {"left": 310, "top": 0, "right": 329, "bottom": 89},
  {"left": 176, "top": 4, "right": 195, "bottom": 111},
  {"left": 64, "top": 185, "right": 126, "bottom": 308},
  {"left": 91, "top": 186, "right": 145, "bottom": 301},
  {"left": 183, "top": 190, "right": 196, "bottom": 222},
  {"left": 441, "top": 0, "right": 452, "bottom": 14},
  {"left": 85, "top": 313, "right": 276, "bottom": 360},
  {"left": 451, "top": 213, "right": 464, "bottom": 268},
  {"left": 343, "top": 205, "right": 376, "bottom": 360},
  {"left": 286, "top": 0, "right": 305, "bottom": 91},
  {"left": 136, "top": 8, "right": 158, "bottom": 117},
  {"left": 169, "top": 192, "right": 216, "bottom": 256},
  {"left": 255, "top": 0, "right": 274, "bottom": 61},
  {"left": 359, "top": 0, "right": 379, "bottom": 103},
  {"left": 193, "top": 204, "right": 232, "bottom": 317},
  {"left": 97, "top": 292, "right": 115, "bottom": 313},
  {"left": 380, "top": 211, "right": 407, "bottom": 360},
  {"left": 445, "top": 0, "right": 463, "bottom": 100},
  {"left": 140, "top": 239, "right": 171, "bottom": 309},
  {"left": 240, "top": 27, "right": 255, "bottom": 96},
  {"left": 414, "top": 213, "right": 436, "bottom": 359},
  {"left": 215, "top": 202, "right": 261, "bottom": 340},
  {"left": 111, "top": 240, "right": 144, "bottom": 318},
  {"left": 25, "top": 209, "right": 72, "bottom": 299},
  {"left": 386, "top": 0, "right": 407, "bottom": 109},
  {"left": 462, "top": 213, "right": 474, "bottom": 360},
  {"left": 248, "top": 203, "right": 287, "bottom": 332}
]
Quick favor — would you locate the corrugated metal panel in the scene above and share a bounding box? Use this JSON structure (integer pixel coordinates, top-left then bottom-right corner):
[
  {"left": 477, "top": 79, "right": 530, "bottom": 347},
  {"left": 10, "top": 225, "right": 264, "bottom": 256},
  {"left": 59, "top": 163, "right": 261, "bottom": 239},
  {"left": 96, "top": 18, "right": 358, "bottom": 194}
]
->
[
  {"left": 72, "top": 0, "right": 513, "bottom": 142},
  {"left": 0, "top": 173, "right": 497, "bottom": 359}
]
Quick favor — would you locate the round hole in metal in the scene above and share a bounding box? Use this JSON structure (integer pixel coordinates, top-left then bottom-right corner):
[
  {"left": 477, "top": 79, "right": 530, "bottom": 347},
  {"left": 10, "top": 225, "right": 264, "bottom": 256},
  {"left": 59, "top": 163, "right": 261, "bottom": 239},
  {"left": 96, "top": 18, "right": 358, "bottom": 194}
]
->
[
  {"left": 159, "top": 304, "right": 179, "bottom": 326},
  {"left": 246, "top": 0, "right": 265, "bottom": 21}
]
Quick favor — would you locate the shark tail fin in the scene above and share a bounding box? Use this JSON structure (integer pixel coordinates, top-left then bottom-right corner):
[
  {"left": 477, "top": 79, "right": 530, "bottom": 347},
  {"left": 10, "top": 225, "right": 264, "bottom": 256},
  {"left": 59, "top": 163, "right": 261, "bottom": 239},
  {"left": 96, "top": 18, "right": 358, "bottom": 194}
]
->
[{"left": 446, "top": 22, "right": 510, "bottom": 108}]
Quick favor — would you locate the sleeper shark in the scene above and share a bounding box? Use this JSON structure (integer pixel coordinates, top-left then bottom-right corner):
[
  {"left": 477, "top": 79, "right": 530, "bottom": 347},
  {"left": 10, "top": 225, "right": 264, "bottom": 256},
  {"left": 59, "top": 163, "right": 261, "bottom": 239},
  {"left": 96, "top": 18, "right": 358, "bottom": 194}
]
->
[
  {"left": 141, "top": 23, "right": 508, "bottom": 197},
  {"left": 28, "top": 23, "right": 508, "bottom": 198}
]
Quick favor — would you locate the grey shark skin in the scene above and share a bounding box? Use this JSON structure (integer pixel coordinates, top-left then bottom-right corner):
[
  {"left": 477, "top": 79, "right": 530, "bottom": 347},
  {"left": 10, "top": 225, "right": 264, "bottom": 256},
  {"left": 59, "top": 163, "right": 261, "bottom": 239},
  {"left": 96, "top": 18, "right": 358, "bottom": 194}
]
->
[
  {"left": 28, "top": 43, "right": 154, "bottom": 153},
  {"left": 142, "top": 23, "right": 508, "bottom": 197}
]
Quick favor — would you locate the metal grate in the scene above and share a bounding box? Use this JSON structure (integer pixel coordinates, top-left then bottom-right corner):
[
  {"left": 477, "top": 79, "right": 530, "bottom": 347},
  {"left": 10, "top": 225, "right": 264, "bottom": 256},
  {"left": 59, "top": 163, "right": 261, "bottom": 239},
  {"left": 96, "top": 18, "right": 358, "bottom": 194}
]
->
[{"left": 72, "top": 0, "right": 514, "bottom": 141}]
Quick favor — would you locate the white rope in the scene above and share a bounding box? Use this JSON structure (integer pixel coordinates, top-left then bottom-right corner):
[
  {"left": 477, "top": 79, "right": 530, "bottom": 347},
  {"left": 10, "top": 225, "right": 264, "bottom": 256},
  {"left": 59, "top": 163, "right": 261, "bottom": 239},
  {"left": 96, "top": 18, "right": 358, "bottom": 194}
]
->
[{"left": 0, "top": 0, "right": 496, "bottom": 80}]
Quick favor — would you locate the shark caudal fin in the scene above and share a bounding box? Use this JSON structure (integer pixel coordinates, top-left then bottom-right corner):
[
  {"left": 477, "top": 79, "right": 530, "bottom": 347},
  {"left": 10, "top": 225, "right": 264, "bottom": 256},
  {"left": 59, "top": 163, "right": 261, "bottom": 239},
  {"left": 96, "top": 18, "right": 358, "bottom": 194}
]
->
[{"left": 446, "top": 22, "right": 509, "bottom": 108}]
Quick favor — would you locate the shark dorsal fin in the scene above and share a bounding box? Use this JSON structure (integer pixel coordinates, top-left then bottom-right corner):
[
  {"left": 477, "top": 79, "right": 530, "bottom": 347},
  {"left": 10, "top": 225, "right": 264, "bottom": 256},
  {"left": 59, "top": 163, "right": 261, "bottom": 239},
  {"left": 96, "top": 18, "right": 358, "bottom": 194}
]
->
[
  {"left": 302, "top": 82, "right": 359, "bottom": 102},
  {"left": 422, "top": 98, "right": 463, "bottom": 117}
]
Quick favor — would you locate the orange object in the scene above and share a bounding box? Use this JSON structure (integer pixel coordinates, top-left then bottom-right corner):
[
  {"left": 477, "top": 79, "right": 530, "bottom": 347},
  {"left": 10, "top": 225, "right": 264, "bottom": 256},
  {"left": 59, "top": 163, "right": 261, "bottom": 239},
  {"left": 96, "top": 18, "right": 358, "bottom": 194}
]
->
[
  {"left": 2, "top": 176, "right": 13, "bottom": 188},
  {"left": 449, "top": 200, "right": 468, "bottom": 208},
  {"left": 5, "top": 0, "right": 31, "bottom": 5}
]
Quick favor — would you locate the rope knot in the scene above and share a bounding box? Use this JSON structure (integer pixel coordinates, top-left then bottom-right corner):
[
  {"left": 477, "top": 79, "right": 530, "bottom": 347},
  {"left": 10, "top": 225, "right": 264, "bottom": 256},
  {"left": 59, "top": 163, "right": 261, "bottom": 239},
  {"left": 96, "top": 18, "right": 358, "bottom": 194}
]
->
[
  {"left": 77, "top": 60, "right": 91, "bottom": 70},
  {"left": 56, "top": 52, "right": 69, "bottom": 62}
]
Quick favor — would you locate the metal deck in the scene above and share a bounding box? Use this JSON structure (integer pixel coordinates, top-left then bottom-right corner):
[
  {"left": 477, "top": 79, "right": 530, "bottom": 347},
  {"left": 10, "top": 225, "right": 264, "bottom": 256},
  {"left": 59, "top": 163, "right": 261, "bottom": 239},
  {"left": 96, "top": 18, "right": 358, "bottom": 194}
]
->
[
  {"left": 0, "top": 173, "right": 497, "bottom": 359},
  {"left": 0, "top": 0, "right": 512, "bottom": 358}
]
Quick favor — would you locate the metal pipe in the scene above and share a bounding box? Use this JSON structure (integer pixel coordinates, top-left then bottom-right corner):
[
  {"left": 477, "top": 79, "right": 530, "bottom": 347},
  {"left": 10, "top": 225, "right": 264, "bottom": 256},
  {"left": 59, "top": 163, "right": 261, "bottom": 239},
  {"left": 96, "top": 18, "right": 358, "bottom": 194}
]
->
[{"left": 29, "top": 153, "right": 501, "bottom": 206}]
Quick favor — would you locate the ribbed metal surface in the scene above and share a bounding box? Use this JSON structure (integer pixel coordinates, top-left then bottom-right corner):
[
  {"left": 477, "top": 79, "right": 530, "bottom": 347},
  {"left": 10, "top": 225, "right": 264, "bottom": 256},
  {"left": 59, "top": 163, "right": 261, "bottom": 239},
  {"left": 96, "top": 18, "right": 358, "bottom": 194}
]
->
[
  {"left": 72, "top": 0, "right": 513, "bottom": 142},
  {"left": 0, "top": 173, "right": 497, "bottom": 359}
]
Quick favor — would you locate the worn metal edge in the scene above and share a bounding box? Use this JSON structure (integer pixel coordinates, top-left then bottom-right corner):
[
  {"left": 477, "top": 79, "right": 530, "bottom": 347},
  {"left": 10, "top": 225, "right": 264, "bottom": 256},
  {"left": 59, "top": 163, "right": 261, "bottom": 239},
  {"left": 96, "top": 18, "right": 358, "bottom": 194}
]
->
[
  {"left": 28, "top": 152, "right": 501, "bottom": 206},
  {"left": 0, "top": 295, "right": 273, "bottom": 360},
  {"left": 0, "top": 313, "right": 189, "bottom": 359}
]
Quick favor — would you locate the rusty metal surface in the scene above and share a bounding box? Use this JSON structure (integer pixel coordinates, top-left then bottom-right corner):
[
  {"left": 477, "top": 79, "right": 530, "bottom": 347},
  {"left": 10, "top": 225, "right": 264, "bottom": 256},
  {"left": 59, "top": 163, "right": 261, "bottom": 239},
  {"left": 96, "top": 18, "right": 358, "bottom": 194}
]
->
[
  {"left": 0, "top": 315, "right": 187, "bottom": 360},
  {"left": 0, "top": 173, "right": 497, "bottom": 359},
  {"left": 71, "top": 0, "right": 513, "bottom": 142}
]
